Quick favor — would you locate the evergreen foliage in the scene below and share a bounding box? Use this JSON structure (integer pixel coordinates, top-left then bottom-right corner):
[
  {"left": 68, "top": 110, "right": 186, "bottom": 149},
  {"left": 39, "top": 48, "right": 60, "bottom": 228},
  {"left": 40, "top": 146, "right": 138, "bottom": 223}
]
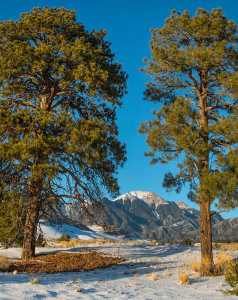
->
[
  {"left": 223, "top": 259, "right": 238, "bottom": 295},
  {"left": 179, "top": 238, "right": 193, "bottom": 246},
  {"left": 57, "top": 234, "right": 71, "bottom": 242},
  {"left": 0, "top": 197, "right": 25, "bottom": 247},
  {"left": 140, "top": 8, "right": 238, "bottom": 267},
  {"left": 0, "top": 7, "right": 127, "bottom": 258},
  {"left": 36, "top": 232, "right": 46, "bottom": 247},
  {"left": 0, "top": 159, "right": 26, "bottom": 247}
]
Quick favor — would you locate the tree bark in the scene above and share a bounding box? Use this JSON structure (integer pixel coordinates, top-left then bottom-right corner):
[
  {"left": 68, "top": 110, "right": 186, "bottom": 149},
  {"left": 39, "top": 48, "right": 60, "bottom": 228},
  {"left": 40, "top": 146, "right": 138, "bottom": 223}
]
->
[
  {"left": 198, "top": 93, "right": 214, "bottom": 270},
  {"left": 22, "top": 177, "right": 43, "bottom": 260},
  {"left": 200, "top": 201, "right": 214, "bottom": 269}
]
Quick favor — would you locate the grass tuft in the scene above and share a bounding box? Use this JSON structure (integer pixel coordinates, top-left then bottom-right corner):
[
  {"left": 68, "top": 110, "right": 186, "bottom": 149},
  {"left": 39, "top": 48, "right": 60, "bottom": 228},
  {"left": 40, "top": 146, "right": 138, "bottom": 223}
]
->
[
  {"left": 190, "top": 252, "right": 233, "bottom": 276},
  {"left": 164, "top": 268, "right": 171, "bottom": 277},
  {"left": 76, "top": 287, "right": 82, "bottom": 292},
  {"left": 150, "top": 272, "right": 158, "bottom": 280},
  {"left": 179, "top": 272, "right": 190, "bottom": 285},
  {"left": 29, "top": 277, "right": 40, "bottom": 284}
]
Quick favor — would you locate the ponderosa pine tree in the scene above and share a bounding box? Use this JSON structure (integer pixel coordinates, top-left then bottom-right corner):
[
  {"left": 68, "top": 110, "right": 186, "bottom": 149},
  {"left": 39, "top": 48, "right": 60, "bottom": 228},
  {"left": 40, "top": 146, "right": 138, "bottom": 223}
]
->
[
  {"left": 0, "top": 7, "right": 127, "bottom": 259},
  {"left": 140, "top": 8, "right": 238, "bottom": 271}
]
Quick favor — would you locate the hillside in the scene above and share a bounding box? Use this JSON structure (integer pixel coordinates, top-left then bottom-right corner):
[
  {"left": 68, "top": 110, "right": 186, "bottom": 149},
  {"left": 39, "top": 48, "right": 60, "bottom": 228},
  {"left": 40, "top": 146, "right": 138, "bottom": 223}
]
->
[{"left": 61, "top": 191, "right": 238, "bottom": 243}]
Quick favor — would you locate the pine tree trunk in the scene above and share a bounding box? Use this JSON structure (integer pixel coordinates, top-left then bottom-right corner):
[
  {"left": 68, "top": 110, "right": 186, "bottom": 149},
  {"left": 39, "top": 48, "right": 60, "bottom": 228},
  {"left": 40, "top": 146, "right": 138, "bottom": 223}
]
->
[
  {"left": 198, "top": 94, "right": 214, "bottom": 271},
  {"left": 200, "top": 200, "right": 214, "bottom": 270},
  {"left": 22, "top": 178, "right": 42, "bottom": 260}
]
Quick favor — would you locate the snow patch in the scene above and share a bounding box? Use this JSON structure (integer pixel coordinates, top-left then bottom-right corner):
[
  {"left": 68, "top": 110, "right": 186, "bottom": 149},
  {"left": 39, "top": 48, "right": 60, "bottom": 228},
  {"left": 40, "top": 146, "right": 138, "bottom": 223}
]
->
[
  {"left": 113, "top": 191, "right": 168, "bottom": 207},
  {"left": 175, "top": 201, "right": 191, "bottom": 210},
  {"left": 39, "top": 221, "right": 123, "bottom": 241},
  {"left": 0, "top": 244, "right": 236, "bottom": 299}
]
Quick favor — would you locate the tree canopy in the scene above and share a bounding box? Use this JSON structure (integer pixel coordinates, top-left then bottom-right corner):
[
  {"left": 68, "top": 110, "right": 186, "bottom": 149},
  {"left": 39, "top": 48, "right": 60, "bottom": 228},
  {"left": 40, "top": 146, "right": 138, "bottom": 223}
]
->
[
  {"left": 140, "top": 8, "right": 238, "bottom": 268},
  {"left": 0, "top": 6, "right": 127, "bottom": 258},
  {"left": 140, "top": 8, "right": 238, "bottom": 210}
]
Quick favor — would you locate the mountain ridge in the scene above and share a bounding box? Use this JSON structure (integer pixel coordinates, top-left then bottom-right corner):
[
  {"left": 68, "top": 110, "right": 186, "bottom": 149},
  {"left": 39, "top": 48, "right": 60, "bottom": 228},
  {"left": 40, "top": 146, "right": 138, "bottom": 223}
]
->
[{"left": 61, "top": 190, "right": 237, "bottom": 242}]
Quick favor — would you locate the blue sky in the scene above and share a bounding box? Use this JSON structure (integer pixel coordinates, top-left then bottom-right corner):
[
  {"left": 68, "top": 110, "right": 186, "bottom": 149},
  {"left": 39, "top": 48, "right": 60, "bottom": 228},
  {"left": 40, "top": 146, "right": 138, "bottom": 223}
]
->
[{"left": 1, "top": 0, "right": 238, "bottom": 219}]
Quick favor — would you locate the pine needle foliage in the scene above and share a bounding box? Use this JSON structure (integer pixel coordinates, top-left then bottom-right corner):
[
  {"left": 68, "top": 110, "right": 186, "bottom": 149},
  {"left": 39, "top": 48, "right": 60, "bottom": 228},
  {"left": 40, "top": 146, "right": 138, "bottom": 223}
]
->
[
  {"left": 223, "top": 259, "right": 238, "bottom": 295},
  {"left": 0, "top": 159, "right": 26, "bottom": 247},
  {"left": 140, "top": 8, "right": 238, "bottom": 268},
  {"left": 0, "top": 7, "right": 127, "bottom": 258}
]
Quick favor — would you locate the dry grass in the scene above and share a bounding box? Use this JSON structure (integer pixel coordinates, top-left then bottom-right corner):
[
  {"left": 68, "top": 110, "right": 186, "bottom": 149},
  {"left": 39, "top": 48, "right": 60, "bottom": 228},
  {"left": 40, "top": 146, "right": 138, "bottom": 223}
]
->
[
  {"left": 29, "top": 277, "right": 40, "bottom": 284},
  {"left": 190, "top": 260, "right": 200, "bottom": 273},
  {"left": 215, "top": 252, "right": 233, "bottom": 273},
  {"left": 0, "top": 255, "right": 11, "bottom": 271},
  {"left": 2, "top": 251, "right": 125, "bottom": 274},
  {"left": 190, "top": 252, "right": 233, "bottom": 276},
  {"left": 76, "top": 287, "right": 82, "bottom": 292},
  {"left": 149, "top": 272, "right": 158, "bottom": 281},
  {"left": 196, "top": 243, "right": 238, "bottom": 252},
  {"left": 134, "top": 273, "right": 139, "bottom": 277},
  {"left": 164, "top": 268, "right": 171, "bottom": 277},
  {"left": 214, "top": 243, "right": 238, "bottom": 251},
  {"left": 179, "top": 272, "right": 190, "bottom": 285},
  {"left": 149, "top": 240, "right": 157, "bottom": 246},
  {"left": 55, "top": 238, "right": 145, "bottom": 248}
]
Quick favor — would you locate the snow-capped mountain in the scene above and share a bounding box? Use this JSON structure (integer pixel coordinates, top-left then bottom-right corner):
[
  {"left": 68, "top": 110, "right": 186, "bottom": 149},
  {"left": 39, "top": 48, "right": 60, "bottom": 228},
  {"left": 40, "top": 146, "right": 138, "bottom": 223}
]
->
[
  {"left": 61, "top": 191, "right": 237, "bottom": 243},
  {"left": 114, "top": 191, "right": 168, "bottom": 207}
]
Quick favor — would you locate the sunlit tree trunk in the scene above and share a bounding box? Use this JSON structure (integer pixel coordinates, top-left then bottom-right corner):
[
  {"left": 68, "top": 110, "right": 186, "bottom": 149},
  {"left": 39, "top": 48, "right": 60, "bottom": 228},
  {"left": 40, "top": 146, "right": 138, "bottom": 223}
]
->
[
  {"left": 22, "top": 177, "right": 43, "bottom": 259},
  {"left": 200, "top": 201, "right": 213, "bottom": 269},
  {"left": 199, "top": 95, "right": 214, "bottom": 270}
]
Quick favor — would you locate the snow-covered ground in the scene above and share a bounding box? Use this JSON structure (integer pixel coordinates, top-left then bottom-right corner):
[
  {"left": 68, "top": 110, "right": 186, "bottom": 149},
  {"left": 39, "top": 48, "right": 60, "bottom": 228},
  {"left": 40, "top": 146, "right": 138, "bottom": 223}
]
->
[
  {"left": 0, "top": 243, "right": 237, "bottom": 299},
  {"left": 39, "top": 221, "right": 124, "bottom": 241}
]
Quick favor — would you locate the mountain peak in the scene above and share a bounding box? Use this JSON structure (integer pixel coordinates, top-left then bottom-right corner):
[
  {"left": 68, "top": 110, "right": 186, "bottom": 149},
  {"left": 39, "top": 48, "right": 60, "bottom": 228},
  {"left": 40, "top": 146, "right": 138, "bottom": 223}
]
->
[{"left": 114, "top": 191, "right": 168, "bottom": 207}]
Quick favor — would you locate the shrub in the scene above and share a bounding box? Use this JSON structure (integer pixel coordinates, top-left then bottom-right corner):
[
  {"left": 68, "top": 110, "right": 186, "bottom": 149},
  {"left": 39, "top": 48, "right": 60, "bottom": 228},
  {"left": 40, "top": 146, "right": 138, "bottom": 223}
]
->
[
  {"left": 0, "top": 255, "right": 11, "bottom": 271},
  {"left": 214, "top": 243, "right": 220, "bottom": 249},
  {"left": 57, "top": 234, "right": 70, "bottom": 242},
  {"left": 222, "top": 258, "right": 238, "bottom": 296},
  {"left": 180, "top": 238, "right": 193, "bottom": 246},
  {"left": 36, "top": 233, "right": 46, "bottom": 247},
  {"left": 179, "top": 272, "right": 190, "bottom": 284}
]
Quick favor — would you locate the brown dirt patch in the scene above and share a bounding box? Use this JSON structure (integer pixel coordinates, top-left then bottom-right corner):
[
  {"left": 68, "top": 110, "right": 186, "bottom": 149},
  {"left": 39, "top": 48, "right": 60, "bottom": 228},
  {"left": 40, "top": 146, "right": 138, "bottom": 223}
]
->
[{"left": 5, "top": 251, "right": 125, "bottom": 274}]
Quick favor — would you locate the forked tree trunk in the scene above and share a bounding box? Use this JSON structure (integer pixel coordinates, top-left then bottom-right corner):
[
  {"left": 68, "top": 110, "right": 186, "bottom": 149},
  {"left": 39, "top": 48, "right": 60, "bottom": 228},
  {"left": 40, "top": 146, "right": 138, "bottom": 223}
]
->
[
  {"left": 22, "top": 178, "right": 43, "bottom": 260},
  {"left": 200, "top": 201, "right": 214, "bottom": 270}
]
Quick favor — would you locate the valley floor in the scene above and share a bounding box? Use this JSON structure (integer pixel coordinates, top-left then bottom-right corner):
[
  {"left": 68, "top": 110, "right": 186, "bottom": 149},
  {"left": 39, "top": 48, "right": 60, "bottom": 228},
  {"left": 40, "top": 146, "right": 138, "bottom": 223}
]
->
[{"left": 0, "top": 243, "right": 237, "bottom": 299}]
